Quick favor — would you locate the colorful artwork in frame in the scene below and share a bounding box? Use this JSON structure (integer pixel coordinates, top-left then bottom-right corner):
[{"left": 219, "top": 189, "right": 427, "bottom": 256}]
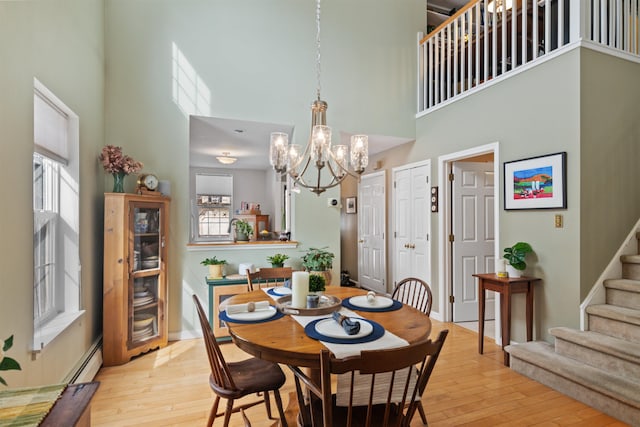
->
[{"left": 504, "top": 152, "right": 567, "bottom": 210}]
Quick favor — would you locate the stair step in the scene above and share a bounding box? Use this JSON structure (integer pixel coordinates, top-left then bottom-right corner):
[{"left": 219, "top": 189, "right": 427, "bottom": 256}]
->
[
  {"left": 550, "top": 327, "right": 640, "bottom": 379},
  {"left": 621, "top": 255, "right": 640, "bottom": 280},
  {"left": 604, "top": 278, "right": 640, "bottom": 309},
  {"left": 587, "top": 304, "right": 640, "bottom": 344},
  {"left": 507, "top": 341, "right": 640, "bottom": 426}
]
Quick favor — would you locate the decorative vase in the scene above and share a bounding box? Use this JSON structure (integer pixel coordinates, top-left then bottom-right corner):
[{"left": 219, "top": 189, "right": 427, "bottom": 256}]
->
[
  {"left": 506, "top": 264, "right": 522, "bottom": 278},
  {"left": 112, "top": 172, "right": 126, "bottom": 193}
]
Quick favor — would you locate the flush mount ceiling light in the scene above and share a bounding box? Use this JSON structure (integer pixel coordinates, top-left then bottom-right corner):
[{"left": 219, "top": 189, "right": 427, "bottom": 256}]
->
[
  {"left": 216, "top": 152, "right": 237, "bottom": 165},
  {"left": 269, "top": 0, "right": 368, "bottom": 195}
]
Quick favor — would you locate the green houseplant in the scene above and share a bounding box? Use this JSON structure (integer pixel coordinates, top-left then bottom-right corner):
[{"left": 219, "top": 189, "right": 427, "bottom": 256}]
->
[
  {"left": 301, "top": 247, "right": 334, "bottom": 271},
  {"left": 201, "top": 256, "right": 227, "bottom": 279},
  {"left": 302, "top": 247, "right": 335, "bottom": 285},
  {"left": 267, "top": 253, "right": 289, "bottom": 268},
  {"left": 234, "top": 220, "right": 253, "bottom": 241},
  {"left": 503, "top": 242, "right": 533, "bottom": 277},
  {"left": 308, "top": 274, "right": 326, "bottom": 293},
  {"left": 0, "top": 334, "right": 21, "bottom": 386}
]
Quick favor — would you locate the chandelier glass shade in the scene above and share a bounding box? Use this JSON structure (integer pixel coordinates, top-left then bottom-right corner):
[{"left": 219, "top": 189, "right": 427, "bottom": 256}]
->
[{"left": 269, "top": 0, "right": 368, "bottom": 195}]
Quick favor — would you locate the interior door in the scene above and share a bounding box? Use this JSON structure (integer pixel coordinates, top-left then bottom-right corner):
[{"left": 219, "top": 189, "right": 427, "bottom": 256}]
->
[
  {"left": 452, "top": 162, "right": 495, "bottom": 322},
  {"left": 358, "top": 172, "right": 386, "bottom": 293},
  {"left": 393, "top": 162, "right": 431, "bottom": 288}
]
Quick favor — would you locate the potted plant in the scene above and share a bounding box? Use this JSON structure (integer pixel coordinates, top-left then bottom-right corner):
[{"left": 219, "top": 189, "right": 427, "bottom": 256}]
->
[
  {"left": 503, "top": 242, "right": 533, "bottom": 278},
  {"left": 308, "top": 274, "right": 326, "bottom": 294},
  {"left": 234, "top": 220, "right": 253, "bottom": 241},
  {"left": 302, "top": 247, "right": 335, "bottom": 284},
  {"left": 267, "top": 253, "right": 289, "bottom": 268},
  {"left": 201, "top": 256, "right": 227, "bottom": 279}
]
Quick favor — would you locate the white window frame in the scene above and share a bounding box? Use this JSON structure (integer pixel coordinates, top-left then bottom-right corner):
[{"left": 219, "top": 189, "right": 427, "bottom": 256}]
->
[{"left": 32, "top": 78, "right": 84, "bottom": 352}]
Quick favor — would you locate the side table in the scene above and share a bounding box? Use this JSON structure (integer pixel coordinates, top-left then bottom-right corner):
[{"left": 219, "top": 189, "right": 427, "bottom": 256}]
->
[{"left": 473, "top": 273, "right": 541, "bottom": 366}]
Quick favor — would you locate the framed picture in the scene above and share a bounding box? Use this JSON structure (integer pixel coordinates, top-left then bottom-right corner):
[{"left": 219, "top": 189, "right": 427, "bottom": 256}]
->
[
  {"left": 504, "top": 152, "right": 567, "bottom": 210},
  {"left": 345, "top": 197, "right": 357, "bottom": 214}
]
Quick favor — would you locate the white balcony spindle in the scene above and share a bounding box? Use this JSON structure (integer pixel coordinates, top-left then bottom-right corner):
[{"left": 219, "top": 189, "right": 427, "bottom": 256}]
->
[
  {"left": 475, "top": 3, "right": 481, "bottom": 87},
  {"left": 492, "top": 5, "right": 498, "bottom": 77},
  {"left": 454, "top": 20, "right": 459, "bottom": 96},
  {"left": 533, "top": 0, "right": 539, "bottom": 58},
  {"left": 468, "top": 9, "right": 473, "bottom": 90},
  {"left": 484, "top": 0, "right": 489, "bottom": 82},
  {"left": 522, "top": 0, "right": 528, "bottom": 63},
  {"left": 545, "top": 0, "right": 551, "bottom": 54}
]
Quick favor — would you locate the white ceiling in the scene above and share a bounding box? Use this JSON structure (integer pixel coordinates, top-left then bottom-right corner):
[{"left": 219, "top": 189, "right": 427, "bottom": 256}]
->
[{"left": 189, "top": 115, "right": 413, "bottom": 170}]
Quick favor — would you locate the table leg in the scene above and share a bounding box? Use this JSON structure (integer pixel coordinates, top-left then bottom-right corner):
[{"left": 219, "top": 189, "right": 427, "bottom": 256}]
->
[
  {"left": 526, "top": 282, "right": 534, "bottom": 341},
  {"left": 478, "top": 279, "right": 485, "bottom": 354},
  {"left": 502, "top": 290, "right": 511, "bottom": 366}
]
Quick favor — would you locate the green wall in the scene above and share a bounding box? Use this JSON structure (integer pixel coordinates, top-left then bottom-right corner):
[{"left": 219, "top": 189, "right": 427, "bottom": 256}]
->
[
  {"left": 580, "top": 49, "right": 640, "bottom": 300},
  {"left": 104, "top": 0, "right": 424, "bottom": 336},
  {"left": 0, "top": 0, "right": 104, "bottom": 386}
]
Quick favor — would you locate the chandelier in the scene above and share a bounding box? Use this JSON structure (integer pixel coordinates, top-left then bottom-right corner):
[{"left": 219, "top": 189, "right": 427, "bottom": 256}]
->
[{"left": 269, "top": 0, "right": 368, "bottom": 195}]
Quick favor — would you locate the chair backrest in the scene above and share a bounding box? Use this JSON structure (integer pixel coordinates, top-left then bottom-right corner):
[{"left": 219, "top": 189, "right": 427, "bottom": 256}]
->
[
  {"left": 192, "top": 294, "right": 238, "bottom": 392},
  {"left": 392, "top": 277, "right": 433, "bottom": 316},
  {"left": 246, "top": 267, "right": 293, "bottom": 291},
  {"left": 292, "top": 330, "right": 449, "bottom": 427}
]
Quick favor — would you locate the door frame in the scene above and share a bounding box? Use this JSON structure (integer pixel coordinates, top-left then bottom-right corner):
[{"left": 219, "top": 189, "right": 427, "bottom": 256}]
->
[{"left": 437, "top": 143, "right": 502, "bottom": 343}]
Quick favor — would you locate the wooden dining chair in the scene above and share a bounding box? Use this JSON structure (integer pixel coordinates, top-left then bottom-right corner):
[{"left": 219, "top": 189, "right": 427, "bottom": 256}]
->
[
  {"left": 391, "top": 277, "right": 434, "bottom": 423},
  {"left": 246, "top": 267, "right": 293, "bottom": 291},
  {"left": 289, "top": 330, "right": 449, "bottom": 427},
  {"left": 392, "top": 277, "right": 433, "bottom": 316},
  {"left": 192, "top": 295, "right": 288, "bottom": 427}
]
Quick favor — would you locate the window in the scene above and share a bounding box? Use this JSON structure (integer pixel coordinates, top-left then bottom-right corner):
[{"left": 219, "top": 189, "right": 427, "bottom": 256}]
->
[
  {"left": 191, "top": 173, "right": 233, "bottom": 242},
  {"left": 32, "top": 79, "right": 82, "bottom": 351}
]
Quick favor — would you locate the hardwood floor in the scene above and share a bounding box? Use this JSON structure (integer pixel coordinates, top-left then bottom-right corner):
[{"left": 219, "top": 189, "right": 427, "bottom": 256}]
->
[{"left": 91, "top": 320, "right": 627, "bottom": 426}]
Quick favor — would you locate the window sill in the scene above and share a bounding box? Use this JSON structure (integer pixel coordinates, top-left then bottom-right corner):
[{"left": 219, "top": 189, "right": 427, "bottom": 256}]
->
[
  {"left": 31, "top": 310, "right": 86, "bottom": 353},
  {"left": 186, "top": 241, "right": 299, "bottom": 251}
]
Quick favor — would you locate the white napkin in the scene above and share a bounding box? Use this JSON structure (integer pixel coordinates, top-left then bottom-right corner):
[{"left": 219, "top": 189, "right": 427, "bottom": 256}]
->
[{"left": 226, "top": 300, "right": 270, "bottom": 315}]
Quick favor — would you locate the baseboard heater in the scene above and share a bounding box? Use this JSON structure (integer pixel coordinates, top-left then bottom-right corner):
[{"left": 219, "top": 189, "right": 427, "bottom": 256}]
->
[{"left": 64, "top": 336, "right": 103, "bottom": 384}]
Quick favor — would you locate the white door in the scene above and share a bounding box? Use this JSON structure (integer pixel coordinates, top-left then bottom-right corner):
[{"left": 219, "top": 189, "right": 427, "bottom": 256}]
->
[
  {"left": 358, "top": 172, "right": 386, "bottom": 293},
  {"left": 452, "top": 162, "right": 495, "bottom": 322},
  {"left": 393, "top": 162, "right": 431, "bottom": 288}
]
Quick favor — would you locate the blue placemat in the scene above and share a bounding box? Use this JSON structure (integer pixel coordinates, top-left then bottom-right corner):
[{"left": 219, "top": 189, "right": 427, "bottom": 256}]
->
[
  {"left": 342, "top": 297, "right": 403, "bottom": 312},
  {"left": 266, "top": 288, "right": 291, "bottom": 297},
  {"left": 218, "top": 306, "right": 285, "bottom": 324},
  {"left": 304, "top": 318, "right": 385, "bottom": 344}
]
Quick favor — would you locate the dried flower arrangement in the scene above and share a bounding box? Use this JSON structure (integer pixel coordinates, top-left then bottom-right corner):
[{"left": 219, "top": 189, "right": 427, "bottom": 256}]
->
[{"left": 99, "top": 145, "right": 143, "bottom": 175}]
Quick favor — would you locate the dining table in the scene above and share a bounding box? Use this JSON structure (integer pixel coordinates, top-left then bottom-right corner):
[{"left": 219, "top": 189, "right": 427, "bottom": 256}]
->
[
  {"left": 223, "top": 286, "right": 432, "bottom": 369},
  {"left": 222, "top": 286, "right": 432, "bottom": 426}
]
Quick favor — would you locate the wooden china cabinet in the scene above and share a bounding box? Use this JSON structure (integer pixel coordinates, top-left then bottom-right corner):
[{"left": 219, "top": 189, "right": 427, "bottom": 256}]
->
[{"left": 102, "top": 193, "right": 170, "bottom": 366}]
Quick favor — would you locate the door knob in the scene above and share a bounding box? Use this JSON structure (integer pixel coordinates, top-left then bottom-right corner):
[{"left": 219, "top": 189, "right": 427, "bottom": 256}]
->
[{"left": 359, "top": 240, "right": 364, "bottom": 243}]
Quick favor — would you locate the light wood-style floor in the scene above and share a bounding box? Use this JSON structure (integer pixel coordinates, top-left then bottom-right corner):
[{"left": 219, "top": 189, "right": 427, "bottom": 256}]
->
[{"left": 92, "top": 320, "right": 627, "bottom": 426}]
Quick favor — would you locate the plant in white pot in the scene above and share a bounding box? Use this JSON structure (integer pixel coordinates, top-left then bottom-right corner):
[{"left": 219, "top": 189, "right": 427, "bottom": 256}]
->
[
  {"left": 201, "top": 256, "right": 227, "bottom": 279},
  {"left": 503, "top": 242, "right": 533, "bottom": 278}
]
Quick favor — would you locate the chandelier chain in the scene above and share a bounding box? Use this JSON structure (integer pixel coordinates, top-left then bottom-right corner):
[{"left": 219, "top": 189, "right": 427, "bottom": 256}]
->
[{"left": 315, "top": 0, "right": 322, "bottom": 101}]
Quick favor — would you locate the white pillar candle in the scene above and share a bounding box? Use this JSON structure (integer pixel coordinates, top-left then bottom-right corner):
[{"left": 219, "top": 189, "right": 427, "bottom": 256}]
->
[
  {"left": 495, "top": 258, "right": 506, "bottom": 273},
  {"left": 291, "top": 271, "right": 309, "bottom": 308}
]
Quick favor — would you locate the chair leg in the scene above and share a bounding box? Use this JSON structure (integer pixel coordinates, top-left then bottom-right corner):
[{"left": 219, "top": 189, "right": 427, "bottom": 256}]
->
[
  {"left": 273, "top": 389, "right": 288, "bottom": 427},
  {"left": 417, "top": 401, "right": 428, "bottom": 425},
  {"left": 208, "top": 396, "right": 220, "bottom": 427},
  {"left": 263, "top": 390, "right": 274, "bottom": 419},
  {"left": 223, "top": 399, "right": 234, "bottom": 427},
  {"left": 241, "top": 408, "right": 252, "bottom": 427}
]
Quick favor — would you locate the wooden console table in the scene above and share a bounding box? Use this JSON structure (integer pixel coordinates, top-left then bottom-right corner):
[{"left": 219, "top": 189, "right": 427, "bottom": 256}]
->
[{"left": 473, "top": 273, "right": 541, "bottom": 366}]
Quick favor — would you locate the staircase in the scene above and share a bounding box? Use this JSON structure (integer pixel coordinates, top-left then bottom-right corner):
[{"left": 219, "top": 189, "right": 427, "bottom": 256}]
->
[{"left": 506, "top": 232, "right": 640, "bottom": 426}]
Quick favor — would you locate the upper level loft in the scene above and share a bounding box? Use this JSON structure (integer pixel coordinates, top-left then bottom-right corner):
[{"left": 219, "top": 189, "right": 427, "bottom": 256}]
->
[{"left": 418, "top": 0, "right": 640, "bottom": 115}]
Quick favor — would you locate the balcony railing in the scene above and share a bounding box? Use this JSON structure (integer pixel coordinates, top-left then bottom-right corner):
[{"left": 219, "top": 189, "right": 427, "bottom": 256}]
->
[{"left": 418, "top": 0, "right": 640, "bottom": 113}]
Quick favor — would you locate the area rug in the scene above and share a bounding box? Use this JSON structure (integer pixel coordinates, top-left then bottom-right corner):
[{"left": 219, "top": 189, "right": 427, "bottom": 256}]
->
[{"left": 0, "top": 383, "right": 66, "bottom": 426}]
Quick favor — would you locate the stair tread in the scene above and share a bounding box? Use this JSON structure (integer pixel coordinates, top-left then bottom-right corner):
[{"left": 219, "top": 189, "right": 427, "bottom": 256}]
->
[
  {"left": 507, "top": 341, "right": 640, "bottom": 408},
  {"left": 604, "top": 278, "right": 640, "bottom": 291},
  {"left": 587, "top": 304, "right": 640, "bottom": 325},
  {"left": 550, "top": 327, "right": 640, "bottom": 363},
  {"left": 620, "top": 254, "right": 640, "bottom": 264}
]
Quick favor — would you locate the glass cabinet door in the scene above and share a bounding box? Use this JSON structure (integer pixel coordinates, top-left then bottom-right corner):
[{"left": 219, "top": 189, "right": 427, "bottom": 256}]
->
[{"left": 129, "top": 204, "right": 164, "bottom": 347}]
